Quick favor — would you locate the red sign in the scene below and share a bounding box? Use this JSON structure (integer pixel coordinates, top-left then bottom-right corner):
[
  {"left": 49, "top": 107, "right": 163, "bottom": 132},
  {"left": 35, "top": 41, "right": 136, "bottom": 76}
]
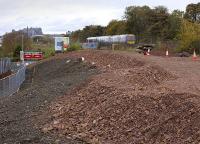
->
[{"left": 24, "top": 52, "right": 43, "bottom": 60}]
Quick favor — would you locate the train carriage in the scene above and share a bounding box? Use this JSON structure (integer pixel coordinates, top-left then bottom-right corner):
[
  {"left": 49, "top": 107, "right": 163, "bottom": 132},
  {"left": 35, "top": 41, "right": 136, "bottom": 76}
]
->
[{"left": 87, "top": 34, "right": 135, "bottom": 45}]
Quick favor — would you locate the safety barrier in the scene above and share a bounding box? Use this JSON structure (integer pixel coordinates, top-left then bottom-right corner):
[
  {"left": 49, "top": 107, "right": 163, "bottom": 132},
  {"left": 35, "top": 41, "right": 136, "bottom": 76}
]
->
[
  {"left": 0, "top": 64, "right": 26, "bottom": 97},
  {"left": 0, "top": 58, "right": 11, "bottom": 74}
]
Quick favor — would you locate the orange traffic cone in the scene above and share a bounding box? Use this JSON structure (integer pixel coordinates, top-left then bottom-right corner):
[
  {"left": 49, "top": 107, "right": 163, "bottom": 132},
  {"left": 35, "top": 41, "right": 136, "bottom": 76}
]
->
[
  {"left": 166, "top": 49, "right": 169, "bottom": 56},
  {"left": 192, "top": 49, "right": 197, "bottom": 61}
]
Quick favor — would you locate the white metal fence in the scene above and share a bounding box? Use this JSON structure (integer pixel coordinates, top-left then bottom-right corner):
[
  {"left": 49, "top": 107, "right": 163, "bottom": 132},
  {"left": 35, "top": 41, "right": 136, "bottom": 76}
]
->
[
  {"left": 0, "top": 62, "right": 26, "bottom": 97},
  {"left": 0, "top": 58, "right": 11, "bottom": 74}
]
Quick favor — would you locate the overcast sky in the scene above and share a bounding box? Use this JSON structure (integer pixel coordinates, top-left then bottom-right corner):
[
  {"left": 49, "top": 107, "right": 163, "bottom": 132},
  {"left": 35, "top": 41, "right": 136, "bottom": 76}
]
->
[{"left": 0, "top": 0, "right": 199, "bottom": 35}]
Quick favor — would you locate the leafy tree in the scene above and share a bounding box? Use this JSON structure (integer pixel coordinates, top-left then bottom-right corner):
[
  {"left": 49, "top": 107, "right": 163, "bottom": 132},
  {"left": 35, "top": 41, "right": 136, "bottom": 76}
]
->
[
  {"left": 2, "top": 31, "right": 32, "bottom": 57},
  {"left": 70, "top": 30, "right": 81, "bottom": 43},
  {"left": 70, "top": 25, "right": 106, "bottom": 42},
  {"left": 184, "top": 3, "right": 200, "bottom": 23},
  {"left": 178, "top": 20, "right": 200, "bottom": 53},
  {"left": 124, "top": 5, "right": 174, "bottom": 43},
  {"left": 164, "top": 10, "right": 183, "bottom": 40},
  {"left": 147, "top": 6, "right": 170, "bottom": 41},
  {"left": 106, "top": 20, "right": 127, "bottom": 35},
  {"left": 124, "top": 6, "right": 152, "bottom": 42}
]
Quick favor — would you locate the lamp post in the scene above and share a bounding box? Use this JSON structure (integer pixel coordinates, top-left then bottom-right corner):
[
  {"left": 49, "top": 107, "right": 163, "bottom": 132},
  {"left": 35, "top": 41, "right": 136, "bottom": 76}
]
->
[
  {"left": 21, "top": 34, "right": 24, "bottom": 52},
  {"left": 20, "top": 34, "right": 25, "bottom": 64}
]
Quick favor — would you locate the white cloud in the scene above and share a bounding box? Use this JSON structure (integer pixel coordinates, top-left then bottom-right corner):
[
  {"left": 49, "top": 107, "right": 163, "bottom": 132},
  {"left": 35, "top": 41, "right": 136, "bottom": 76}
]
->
[
  {"left": 0, "top": 0, "right": 198, "bottom": 35},
  {"left": 0, "top": 0, "right": 125, "bottom": 35}
]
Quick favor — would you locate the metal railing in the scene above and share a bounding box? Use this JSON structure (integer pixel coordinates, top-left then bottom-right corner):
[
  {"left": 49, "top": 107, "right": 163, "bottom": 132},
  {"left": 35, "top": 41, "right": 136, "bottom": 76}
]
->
[
  {"left": 0, "top": 64, "right": 26, "bottom": 97},
  {"left": 0, "top": 58, "right": 11, "bottom": 74}
]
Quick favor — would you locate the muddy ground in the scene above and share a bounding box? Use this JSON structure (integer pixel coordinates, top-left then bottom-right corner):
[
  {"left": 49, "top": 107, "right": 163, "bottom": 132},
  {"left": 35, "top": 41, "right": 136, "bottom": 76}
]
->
[
  {"left": 0, "top": 50, "right": 200, "bottom": 144},
  {"left": 0, "top": 57, "right": 97, "bottom": 144}
]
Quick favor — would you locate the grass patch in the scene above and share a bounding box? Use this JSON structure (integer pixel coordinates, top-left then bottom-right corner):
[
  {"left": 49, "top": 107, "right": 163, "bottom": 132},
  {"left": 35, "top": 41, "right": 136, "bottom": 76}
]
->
[
  {"left": 41, "top": 47, "right": 55, "bottom": 58},
  {"left": 67, "top": 43, "right": 82, "bottom": 52}
]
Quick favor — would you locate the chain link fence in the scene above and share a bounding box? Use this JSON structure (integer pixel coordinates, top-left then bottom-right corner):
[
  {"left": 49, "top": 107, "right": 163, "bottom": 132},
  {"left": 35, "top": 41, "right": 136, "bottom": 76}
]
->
[
  {"left": 0, "top": 58, "right": 11, "bottom": 74},
  {"left": 0, "top": 60, "right": 26, "bottom": 97}
]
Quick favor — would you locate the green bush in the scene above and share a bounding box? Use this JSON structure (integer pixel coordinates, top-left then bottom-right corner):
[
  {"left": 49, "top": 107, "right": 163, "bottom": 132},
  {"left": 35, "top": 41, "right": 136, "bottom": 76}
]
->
[
  {"left": 67, "top": 43, "right": 82, "bottom": 52},
  {"left": 41, "top": 47, "right": 55, "bottom": 58}
]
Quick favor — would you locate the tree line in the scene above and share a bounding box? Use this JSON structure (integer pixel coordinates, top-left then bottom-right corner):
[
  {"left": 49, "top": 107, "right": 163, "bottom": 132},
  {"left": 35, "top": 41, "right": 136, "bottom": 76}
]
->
[
  {"left": 70, "top": 2, "right": 200, "bottom": 53},
  {"left": 1, "top": 31, "right": 32, "bottom": 58}
]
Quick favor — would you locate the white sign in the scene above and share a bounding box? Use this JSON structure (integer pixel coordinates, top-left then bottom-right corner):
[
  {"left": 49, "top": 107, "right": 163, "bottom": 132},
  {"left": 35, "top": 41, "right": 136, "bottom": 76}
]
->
[{"left": 55, "top": 37, "right": 69, "bottom": 52}]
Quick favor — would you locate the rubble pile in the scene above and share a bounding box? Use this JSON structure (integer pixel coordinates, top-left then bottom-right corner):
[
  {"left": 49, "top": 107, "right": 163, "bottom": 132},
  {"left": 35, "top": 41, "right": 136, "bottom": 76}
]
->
[{"left": 42, "top": 50, "right": 200, "bottom": 143}]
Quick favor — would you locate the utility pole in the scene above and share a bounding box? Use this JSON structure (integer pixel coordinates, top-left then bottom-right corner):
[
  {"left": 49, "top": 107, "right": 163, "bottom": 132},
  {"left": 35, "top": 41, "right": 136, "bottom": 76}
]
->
[
  {"left": 22, "top": 34, "right": 24, "bottom": 51},
  {"left": 21, "top": 34, "right": 24, "bottom": 64}
]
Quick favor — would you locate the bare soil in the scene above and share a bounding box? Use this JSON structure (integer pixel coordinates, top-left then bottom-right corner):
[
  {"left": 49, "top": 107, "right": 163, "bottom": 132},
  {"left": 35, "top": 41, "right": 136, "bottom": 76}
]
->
[
  {"left": 1, "top": 50, "right": 200, "bottom": 144},
  {"left": 41, "top": 50, "right": 200, "bottom": 144}
]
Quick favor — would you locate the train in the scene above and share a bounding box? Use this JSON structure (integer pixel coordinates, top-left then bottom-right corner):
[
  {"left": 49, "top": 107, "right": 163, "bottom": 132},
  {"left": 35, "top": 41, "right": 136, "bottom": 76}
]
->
[{"left": 87, "top": 34, "right": 136, "bottom": 45}]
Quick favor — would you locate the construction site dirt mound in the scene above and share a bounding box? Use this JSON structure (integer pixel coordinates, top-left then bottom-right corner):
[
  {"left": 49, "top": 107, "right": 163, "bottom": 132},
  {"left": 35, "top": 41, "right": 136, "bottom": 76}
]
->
[
  {"left": 47, "top": 91, "right": 200, "bottom": 143},
  {"left": 62, "top": 50, "right": 144, "bottom": 70},
  {"left": 2, "top": 50, "right": 199, "bottom": 144},
  {"left": 40, "top": 50, "right": 200, "bottom": 144}
]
